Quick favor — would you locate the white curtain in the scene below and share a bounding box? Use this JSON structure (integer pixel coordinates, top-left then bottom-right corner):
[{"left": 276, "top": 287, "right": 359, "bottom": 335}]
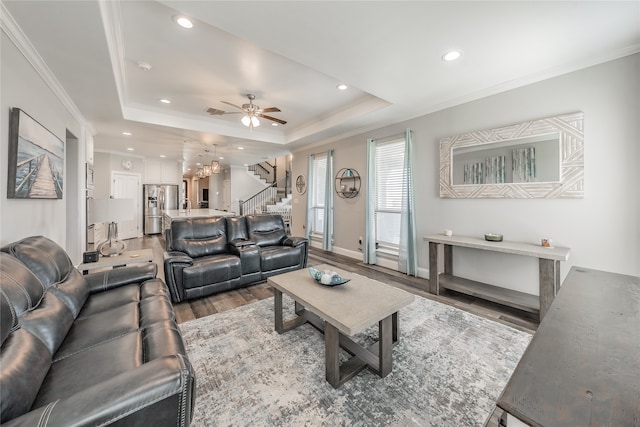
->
[
  {"left": 322, "top": 149, "right": 334, "bottom": 251},
  {"left": 398, "top": 128, "right": 418, "bottom": 276},
  {"left": 305, "top": 154, "right": 315, "bottom": 239},
  {"left": 364, "top": 138, "right": 376, "bottom": 264}
]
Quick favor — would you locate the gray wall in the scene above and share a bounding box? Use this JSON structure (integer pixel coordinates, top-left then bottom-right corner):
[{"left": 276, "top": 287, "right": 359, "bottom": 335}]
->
[
  {"left": 292, "top": 54, "right": 640, "bottom": 294},
  {"left": 1, "top": 27, "right": 90, "bottom": 263}
]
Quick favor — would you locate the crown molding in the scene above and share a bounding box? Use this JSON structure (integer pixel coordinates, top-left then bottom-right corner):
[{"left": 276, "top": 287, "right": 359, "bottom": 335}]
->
[
  {"left": 0, "top": 2, "right": 95, "bottom": 135},
  {"left": 98, "top": 0, "right": 127, "bottom": 112}
]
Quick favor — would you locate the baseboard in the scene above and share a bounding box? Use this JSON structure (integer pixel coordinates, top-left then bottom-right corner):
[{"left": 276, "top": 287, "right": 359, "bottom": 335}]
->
[
  {"left": 312, "top": 243, "right": 430, "bottom": 279},
  {"left": 331, "top": 245, "right": 363, "bottom": 261}
]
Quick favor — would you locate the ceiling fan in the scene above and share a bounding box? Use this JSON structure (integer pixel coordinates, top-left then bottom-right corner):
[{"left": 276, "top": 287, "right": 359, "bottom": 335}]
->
[{"left": 206, "top": 94, "right": 287, "bottom": 128}]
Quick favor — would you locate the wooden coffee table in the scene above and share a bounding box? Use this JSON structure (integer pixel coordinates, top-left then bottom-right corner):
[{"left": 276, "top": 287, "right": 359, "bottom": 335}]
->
[{"left": 268, "top": 264, "right": 414, "bottom": 388}]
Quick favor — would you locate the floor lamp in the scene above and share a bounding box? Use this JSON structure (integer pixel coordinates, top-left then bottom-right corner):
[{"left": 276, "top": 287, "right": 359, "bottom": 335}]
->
[{"left": 90, "top": 198, "right": 134, "bottom": 257}]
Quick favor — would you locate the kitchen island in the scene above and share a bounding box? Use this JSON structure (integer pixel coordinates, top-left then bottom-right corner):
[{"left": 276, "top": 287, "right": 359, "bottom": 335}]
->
[{"left": 163, "top": 209, "right": 235, "bottom": 232}]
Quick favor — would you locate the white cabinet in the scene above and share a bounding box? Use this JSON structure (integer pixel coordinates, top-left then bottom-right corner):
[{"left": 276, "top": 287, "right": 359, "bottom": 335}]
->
[
  {"left": 144, "top": 159, "right": 180, "bottom": 184},
  {"left": 161, "top": 161, "right": 179, "bottom": 184}
]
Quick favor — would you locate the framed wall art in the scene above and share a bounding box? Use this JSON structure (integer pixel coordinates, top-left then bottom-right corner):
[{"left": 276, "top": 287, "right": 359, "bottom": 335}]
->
[{"left": 7, "top": 108, "right": 64, "bottom": 199}]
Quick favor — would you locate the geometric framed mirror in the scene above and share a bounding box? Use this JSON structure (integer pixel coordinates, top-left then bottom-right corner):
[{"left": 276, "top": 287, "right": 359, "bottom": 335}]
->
[{"left": 439, "top": 111, "right": 584, "bottom": 198}]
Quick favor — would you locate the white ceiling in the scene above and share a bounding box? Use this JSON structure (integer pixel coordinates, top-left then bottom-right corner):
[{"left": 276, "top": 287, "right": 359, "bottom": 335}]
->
[{"left": 4, "top": 1, "right": 639, "bottom": 175}]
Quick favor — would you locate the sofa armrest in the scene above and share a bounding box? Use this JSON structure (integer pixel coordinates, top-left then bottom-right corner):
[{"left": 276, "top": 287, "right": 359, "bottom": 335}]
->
[
  {"left": 163, "top": 251, "right": 194, "bottom": 303},
  {"left": 228, "top": 240, "right": 260, "bottom": 276},
  {"left": 85, "top": 263, "right": 158, "bottom": 294},
  {"left": 228, "top": 239, "right": 257, "bottom": 250},
  {"left": 283, "top": 236, "right": 308, "bottom": 248},
  {"left": 3, "top": 355, "right": 195, "bottom": 427},
  {"left": 163, "top": 251, "right": 193, "bottom": 267}
]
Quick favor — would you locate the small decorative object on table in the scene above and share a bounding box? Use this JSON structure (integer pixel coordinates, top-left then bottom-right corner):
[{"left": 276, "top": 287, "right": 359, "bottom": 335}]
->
[
  {"left": 541, "top": 238, "right": 553, "bottom": 248},
  {"left": 309, "top": 266, "right": 350, "bottom": 286},
  {"left": 484, "top": 233, "right": 503, "bottom": 242}
]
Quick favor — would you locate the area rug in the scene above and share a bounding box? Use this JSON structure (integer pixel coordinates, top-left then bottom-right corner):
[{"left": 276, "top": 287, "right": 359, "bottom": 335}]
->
[{"left": 179, "top": 295, "right": 532, "bottom": 426}]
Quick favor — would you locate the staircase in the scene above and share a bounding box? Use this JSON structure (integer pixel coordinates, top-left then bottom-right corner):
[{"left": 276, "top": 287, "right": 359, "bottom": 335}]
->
[{"left": 240, "top": 162, "right": 291, "bottom": 215}]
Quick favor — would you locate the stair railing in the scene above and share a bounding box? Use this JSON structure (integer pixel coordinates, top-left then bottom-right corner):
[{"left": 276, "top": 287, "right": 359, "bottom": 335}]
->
[
  {"left": 239, "top": 176, "right": 289, "bottom": 215},
  {"left": 248, "top": 161, "right": 276, "bottom": 183}
]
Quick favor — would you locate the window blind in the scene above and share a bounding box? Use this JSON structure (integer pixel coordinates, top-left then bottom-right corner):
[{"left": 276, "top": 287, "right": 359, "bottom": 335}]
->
[
  {"left": 311, "top": 155, "right": 327, "bottom": 234},
  {"left": 375, "top": 138, "right": 405, "bottom": 247}
]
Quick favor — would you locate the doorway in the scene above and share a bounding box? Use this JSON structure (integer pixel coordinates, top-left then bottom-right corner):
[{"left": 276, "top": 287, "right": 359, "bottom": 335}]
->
[
  {"left": 65, "top": 130, "right": 81, "bottom": 262},
  {"left": 111, "top": 171, "right": 142, "bottom": 240}
]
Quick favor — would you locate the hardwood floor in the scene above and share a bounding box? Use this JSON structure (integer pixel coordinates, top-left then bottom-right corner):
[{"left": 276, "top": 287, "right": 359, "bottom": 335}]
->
[
  {"left": 126, "top": 234, "right": 529, "bottom": 426},
  {"left": 126, "top": 235, "right": 538, "bottom": 333}
]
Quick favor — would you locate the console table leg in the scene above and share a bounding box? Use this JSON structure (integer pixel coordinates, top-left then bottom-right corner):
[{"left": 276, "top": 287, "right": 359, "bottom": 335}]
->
[
  {"left": 444, "top": 244, "right": 453, "bottom": 275},
  {"left": 539, "top": 258, "right": 559, "bottom": 320},
  {"left": 429, "top": 242, "right": 440, "bottom": 294}
]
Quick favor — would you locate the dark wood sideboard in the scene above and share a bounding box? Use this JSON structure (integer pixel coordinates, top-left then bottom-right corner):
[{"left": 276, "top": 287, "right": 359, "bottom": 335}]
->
[{"left": 496, "top": 267, "right": 640, "bottom": 426}]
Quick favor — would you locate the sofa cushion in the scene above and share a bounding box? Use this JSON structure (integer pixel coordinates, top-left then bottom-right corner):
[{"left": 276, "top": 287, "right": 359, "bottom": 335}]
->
[
  {"left": 260, "top": 245, "right": 306, "bottom": 271},
  {"left": 1, "top": 236, "right": 89, "bottom": 318},
  {"left": 170, "top": 217, "right": 228, "bottom": 258},
  {"left": 182, "top": 254, "right": 241, "bottom": 290},
  {"left": 1, "top": 252, "right": 74, "bottom": 356},
  {"left": 0, "top": 327, "right": 51, "bottom": 423},
  {"left": 246, "top": 214, "right": 287, "bottom": 247},
  {"left": 0, "top": 264, "right": 51, "bottom": 424},
  {"left": 0, "top": 253, "right": 45, "bottom": 318},
  {"left": 226, "top": 216, "right": 249, "bottom": 241},
  {"left": 33, "top": 331, "right": 143, "bottom": 409}
]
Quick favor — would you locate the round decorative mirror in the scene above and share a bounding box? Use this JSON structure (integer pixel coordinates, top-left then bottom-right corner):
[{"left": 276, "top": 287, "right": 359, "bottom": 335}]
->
[{"left": 295, "top": 175, "right": 306, "bottom": 195}]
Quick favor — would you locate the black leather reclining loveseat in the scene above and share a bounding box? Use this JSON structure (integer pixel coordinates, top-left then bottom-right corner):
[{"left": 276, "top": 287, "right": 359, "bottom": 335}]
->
[
  {"left": 0, "top": 236, "right": 196, "bottom": 426},
  {"left": 164, "top": 214, "right": 308, "bottom": 302}
]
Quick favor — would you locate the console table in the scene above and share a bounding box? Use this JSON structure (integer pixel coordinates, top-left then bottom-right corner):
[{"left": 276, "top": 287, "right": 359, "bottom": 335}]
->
[
  {"left": 497, "top": 267, "right": 640, "bottom": 426},
  {"left": 424, "top": 234, "right": 570, "bottom": 320},
  {"left": 77, "top": 248, "right": 153, "bottom": 274}
]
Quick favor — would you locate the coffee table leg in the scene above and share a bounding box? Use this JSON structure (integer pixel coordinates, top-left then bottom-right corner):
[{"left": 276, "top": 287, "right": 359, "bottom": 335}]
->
[
  {"left": 274, "top": 289, "right": 284, "bottom": 333},
  {"left": 379, "top": 315, "right": 393, "bottom": 377},
  {"left": 325, "top": 323, "right": 340, "bottom": 388}
]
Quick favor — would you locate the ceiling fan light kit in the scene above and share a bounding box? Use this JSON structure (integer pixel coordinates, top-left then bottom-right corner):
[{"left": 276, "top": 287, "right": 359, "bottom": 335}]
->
[{"left": 207, "top": 93, "right": 286, "bottom": 129}]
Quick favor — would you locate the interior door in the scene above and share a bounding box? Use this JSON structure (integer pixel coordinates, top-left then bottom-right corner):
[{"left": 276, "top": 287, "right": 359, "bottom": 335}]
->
[{"left": 112, "top": 171, "right": 142, "bottom": 240}]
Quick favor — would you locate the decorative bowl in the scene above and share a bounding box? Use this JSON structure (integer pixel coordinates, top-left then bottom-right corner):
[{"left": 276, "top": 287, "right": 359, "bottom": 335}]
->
[
  {"left": 309, "top": 267, "right": 350, "bottom": 286},
  {"left": 484, "top": 233, "right": 503, "bottom": 242}
]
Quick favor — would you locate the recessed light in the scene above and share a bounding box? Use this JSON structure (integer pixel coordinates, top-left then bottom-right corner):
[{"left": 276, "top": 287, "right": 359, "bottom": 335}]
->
[
  {"left": 442, "top": 50, "right": 462, "bottom": 62},
  {"left": 219, "top": 156, "right": 224, "bottom": 160},
  {"left": 238, "top": 147, "right": 244, "bottom": 150},
  {"left": 122, "top": 131, "right": 132, "bottom": 136},
  {"left": 243, "top": 164, "right": 249, "bottom": 167},
  {"left": 272, "top": 123, "right": 278, "bottom": 126},
  {"left": 336, "top": 83, "right": 348, "bottom": 90},
  {"left": 127, "top": 147, "right": 134, "bottom": 151},
  {"left": 160, "top": 155, "right": 166, "bottom": 158},
  {"left": 160, "top": 99, "right": 171, "bottom": 104},
  {"left": 174, "top": 15, "right": 193, "bottom": 29}
]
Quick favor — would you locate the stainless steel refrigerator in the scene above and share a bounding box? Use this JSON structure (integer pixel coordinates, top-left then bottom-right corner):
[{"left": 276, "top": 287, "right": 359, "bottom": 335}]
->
[{"left": 143, "top": 184, "right": 178, "bottom": 235}]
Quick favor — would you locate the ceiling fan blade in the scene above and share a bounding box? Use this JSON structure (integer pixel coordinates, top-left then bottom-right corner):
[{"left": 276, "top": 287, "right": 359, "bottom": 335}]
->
[
  {"left": 220, "top": 101, "right": 245, "bottom": 111},
  {"left": 258, "top": 114, "right": 287, "bottom": 125},
  {"left": 261, "top": 107, "right": 281, "bottom": 113},
  {"left": 206, "top": 108, "right": 242, "bottom": 116}
]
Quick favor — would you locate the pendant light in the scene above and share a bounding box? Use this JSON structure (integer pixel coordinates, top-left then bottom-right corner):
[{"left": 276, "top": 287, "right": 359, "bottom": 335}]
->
[{"left": 211, "top": 144, "right": 220, "bottom": 174}]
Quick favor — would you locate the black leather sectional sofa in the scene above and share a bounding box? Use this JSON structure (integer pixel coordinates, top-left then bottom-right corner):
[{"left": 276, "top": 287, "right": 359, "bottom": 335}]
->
[
  {"left": 0, "top": 236, "right": 195, "bottom": 426},
  {"left": 164, "top": 214, "right": 308, "bottom": 302}
]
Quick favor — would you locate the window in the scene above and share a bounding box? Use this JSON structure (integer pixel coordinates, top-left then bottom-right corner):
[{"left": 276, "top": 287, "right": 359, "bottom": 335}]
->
[
  {"left": 374, "top": 138, "right": 405, "bottom": 250},
  {"left": 310, "top": 154, "right": 327, "bottom": 235}
]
